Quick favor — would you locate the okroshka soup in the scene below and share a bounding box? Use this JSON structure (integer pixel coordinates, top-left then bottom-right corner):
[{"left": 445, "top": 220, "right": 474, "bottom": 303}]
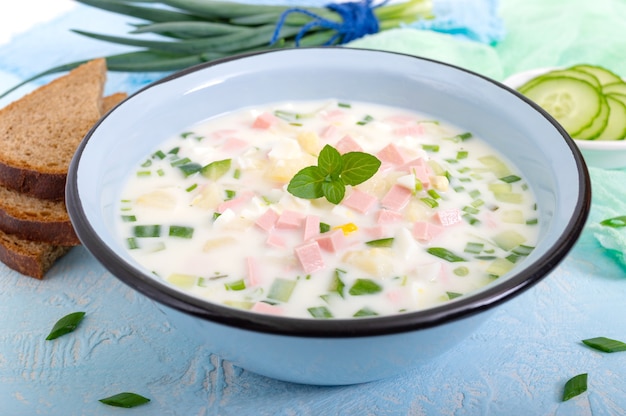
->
[{"left": 116, "top": 99, "right": 538, "bottom": 320}]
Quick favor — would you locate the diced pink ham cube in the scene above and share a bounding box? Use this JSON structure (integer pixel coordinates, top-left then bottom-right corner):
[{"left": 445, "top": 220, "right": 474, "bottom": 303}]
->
[
  {"left": 266, "top": 231, "right": 287, "bottom": 249},
  {"left": 364, "top": 225, "right": 386, "bottom": 239},
  {"left": 303, "top": 215, "right": 320, "bottom": 241},
  {"left": 252, "top": 112, "right": 278, "bottom": 129},
  {"left": 221, "top": 137, "right": 248, "bottom": 152},
  {"left": 381, "top": 185, "right": 412, "bottom": 211},
  {"left": 315, "top": 229, "right": 347, "bottom": 253},
  {"left": 251, "top": 302, "right": 284, "bottom": 316},
  {"left": 246, "top": 257, "right": 262, "bottom": 286},
  {"left": 217, "top": 191, "right": 254, "bottom": 213},
  {"left": 255, "top": 208, "right": 280, "bottom": 232},
  {"left": 413, "top": 221, "right": 445, "bottom": 241},
  {"left": 433, "top": 208, "right": 462, "bottom": 227},
  {"left": 276, "top": 209, "right": 305, "bottom": 229},
  {"left": 342, "top": 189, "right": 378, "bottom": 214},
  {"left": 294, "top": 241, "right": 325, "bottom": 274},
  {"left": 393, "top": 124, "right": 424, "bottom": 137},
  {"left": 402, "top": 157, "right": 431, "bottom": 173},
  {"left": 323, "top": 109, "right": 345, "bottom": 121},
  {"left": 376, "top": 143, "right": 406, "bottom": 165},
  {"left": 376, "top": 209, "right": 404, "bottom": 224},
  {"left": 335, "top": 135, "right": 363, "bottom": 154},
  {"left": 411, "top": 165, "right": 431, "bottom": 188}
]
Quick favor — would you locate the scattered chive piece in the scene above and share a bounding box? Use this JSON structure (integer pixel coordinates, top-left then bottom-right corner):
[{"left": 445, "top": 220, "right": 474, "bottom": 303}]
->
[
  {"left": 224, "top": 190, "right": 236, "bottom": 200},
  {"left": 526, "top": 218, "right": 538, "bottom": 225},
  {"left": 356, "top": 115, "right": 374, "bottom": 125},
  {"left": 224, "top": 279, "right": 246, "bottom": 291},
  {"left": 462, "top": 214, "right": 480, "bottom": 225},
  {"left": 212, "top": 212, "right": 221, "bottom": 221},
  {"left": 353, "top": 307, "right": 379, "bottom": 317},
  {"left": 422, "top": 144, "right": 440, "bottom": 152},
  {"left": 99, "top": 392, "right": 150, "bottom": 408},
  {"left": 319, "top": 222, "right": 331, "bottom": 233},
  {"left": 136, "top": 171, "right": 151, "bottom": 177},
  {"left": 427, "top": 247, "right": 467, "bottom": 262},
  {"left": 152, "top": 150, "right": 166, "bottom": 160},
  {"left": 233, "top": 169, "right": 241, "bottom": 179},
  {"left": 365, "top": 237, "right": 394, "bottom": 248},
  {"left": 171, "top": 157, "right": 192, "bottom": 167},
  {"left": 600, "top": 216, "right": 626, "bottom": 228},
  {"left": 126, "top": 237, "right": 139, "bottom": 250},
  {"left": 456, "top": 150, "right": 468, "bottom": 160},
  {"left": 562, "top": 373, "right": 588, "bottom": 401},
  {"left": 156, "top": 169, "right": 165, "bottom": 177},
  {"left": 141, "top": 159, "right": 152, "bottom": 168},
  {"left": 582, "top": 337, "right": 626, "bottom": 353},
  {"left": 500, "top": 175, "right": 522, "bottom": 183},
  {"left": 169, "top": 225, "right": 194, "bottom": 239},
  {"left": 469, "top": 189, "right": 481, "bottom": 199},
  {"left": 180, "top": 131, "right": 194, "bottom": 139},
  {"left": 420, "top": 197, "right": 439, "bottom": 208},
  {"left": 349, "top": 279, "right": 383, "bottom": 296},
  {"left": 168, "top": 147, "right": 180, "bottom": 155},
  {"left": 178, "top": 162, "right": 202, "bottom": 177},
  {"left": 330, "top": 269, "right": 346, "bottom": 298},
  {"left": 338, "top": 102, "right": 352, "bottom": 108},
  {"left": 133, "top": 225, "right": 161, "bottom": 238},
  {"left": 46, "top": 312, "right": 86, "bottom": 340},
  {"left": 427, "top": 189, "right": 441, "bottom": 199},
  {"left": 121, "top": 215, "right": 137, "bottom": 222},
  {"left": 308, "top": 306, "right": 334, "bottom": 319},
  {"left": 512, "top": 245, "right": 534, "bottom": 256},
  {"left": 458, "top": 132, "right": 473, "bottom": 141},
  {"left": 446, "top": 291, "right": 463, "bottom": 299},
  {"left": 186, "top": 183, "right": 198, "bottom": 192}
]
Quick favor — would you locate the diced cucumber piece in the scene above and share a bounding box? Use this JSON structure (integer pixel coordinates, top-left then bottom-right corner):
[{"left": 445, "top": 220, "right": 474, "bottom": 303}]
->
[
  {"left": 602, "top": 81, "right": 626, "bottom": 96},
  {"left": 478, "top": 155, "right": 512, "bottom": 178},
  {"left": 493, "top": 230, "right": 527, "bottom": 251},
  {"left": 573, "top": 95, "right": 610, "bottom": 140},
  {"left": 167, "top": 273, "right": 197, "bottom": 289},
  {"left": 267, "top": 278, "right": 297, "bottom": 302},
  {"left": 520, "top": 76, "right": 602, "bottom": 136},
  {"left": 486, "top": 258, "right": 515, "bottom": 278},
  {"left": 595, "top": 96, "right": 626, "bottom": 140},
  {"left": 519, "top": 69, "right": 600, "bottom": 94},
  {"left": 569, "top": 64, "right": 622, "bottom": 86}
]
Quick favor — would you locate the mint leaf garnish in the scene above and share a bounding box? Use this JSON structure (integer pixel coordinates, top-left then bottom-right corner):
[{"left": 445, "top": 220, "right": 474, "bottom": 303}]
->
[
  {"left": 45, "top": 312, "right": 86, "bottom": 340},
  {"left": 99, "top": 392, "right": 151, "bottom": 408},
  {"left": 287, "top": 145, "right": 380, "bottom": 204}
]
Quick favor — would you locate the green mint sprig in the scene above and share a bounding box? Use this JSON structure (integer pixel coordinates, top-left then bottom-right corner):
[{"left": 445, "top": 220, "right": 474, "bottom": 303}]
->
[{"left": 287, "top": 144, "right": 381, "bottom": 204}]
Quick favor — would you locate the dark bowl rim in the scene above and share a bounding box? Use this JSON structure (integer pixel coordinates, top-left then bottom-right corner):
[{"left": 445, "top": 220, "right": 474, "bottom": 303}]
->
[{"left": 66, "top": 47, "right": 591, "bottom": 338}]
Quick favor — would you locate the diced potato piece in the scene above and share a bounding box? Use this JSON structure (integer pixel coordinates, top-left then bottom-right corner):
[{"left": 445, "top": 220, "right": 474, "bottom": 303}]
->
[
  {"left": 343, "top": 248, "right": 395, "bottom": 278},
  {"left": 203, "top": 236, "right": 237, "bottom": 252},
  {"left": 265, "top": 154, "right": 316, "bottom": 183},
  {"left": 191, "top": 183, "right": 222, "bottom": 210},
  {"left": 404, "top": 200, "right": 430, "bottom": 222},
  {"left": 297, "top": 131, "right": 322, "bottom": 155},
  {"left": 136, "top": 189, "right": 177, "bottom": 210},
  {"left": 430, "top": 175, "right": 449, "bottom": 191}
]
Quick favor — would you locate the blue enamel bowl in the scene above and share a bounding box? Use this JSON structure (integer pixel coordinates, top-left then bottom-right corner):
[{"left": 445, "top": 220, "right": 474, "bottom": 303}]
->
[{"left": 66, "top": 48, "right": 590, "bottom": 385}]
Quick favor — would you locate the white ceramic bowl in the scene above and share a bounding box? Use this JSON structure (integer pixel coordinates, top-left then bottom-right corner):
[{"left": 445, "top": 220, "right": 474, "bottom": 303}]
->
[
  {"left": 503, "top": 67, "right": 626, "bottom": 169},
  {"left": 67, "top": 48, "right": 590, "bottom": 385}
]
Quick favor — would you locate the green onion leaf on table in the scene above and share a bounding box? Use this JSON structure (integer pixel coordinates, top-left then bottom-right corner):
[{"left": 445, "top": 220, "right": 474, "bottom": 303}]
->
[
  {"left": 99, "top": 392, "right": 151, "bottom": 408},
  {"left": 600, "top": 216, "right": 626, "bottom": 228},
  {"left": 562, "top": 373, "right": 588, "bottom": 402},
  {"left": 582, "top": 336, "right": 626, "bottom": 353},
  {"left": 45, "top": 311, "right": 86, "bottom": 340},
  {"left": 0, "top": 0, "right": 434, "bottom": 99}
]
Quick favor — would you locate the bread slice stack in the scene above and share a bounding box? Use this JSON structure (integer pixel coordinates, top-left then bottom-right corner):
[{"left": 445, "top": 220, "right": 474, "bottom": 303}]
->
[{"left": 0, "top": 59, "right": 126, "bottom": 278}]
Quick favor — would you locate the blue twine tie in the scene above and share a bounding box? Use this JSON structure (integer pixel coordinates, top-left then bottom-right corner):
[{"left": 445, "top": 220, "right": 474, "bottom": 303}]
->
[{"left": 270, "top": 0, "right": 389, "bottom": 47}]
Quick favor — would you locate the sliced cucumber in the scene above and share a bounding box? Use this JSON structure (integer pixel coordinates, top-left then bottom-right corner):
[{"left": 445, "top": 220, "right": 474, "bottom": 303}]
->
[
  {"left": 603, "top": 82, "right": 626, "bottom": 96},
  {"left": 521, "top": 76, "right": 602, "bottom": 135},
  {"left": 573, "top": 95, "right": 610, "bottom": 140},
  {"left": 570, "top": 64, "right": 622, "bottom": 86},
  {"left": 518, "top": 69, "right": 600, "bottom": 94},
  {"left": 595, "top": 96, "right": 626, "bottom": 140},
  {"left": 609, "top": 93, "right": 626, "bottom": 108}
]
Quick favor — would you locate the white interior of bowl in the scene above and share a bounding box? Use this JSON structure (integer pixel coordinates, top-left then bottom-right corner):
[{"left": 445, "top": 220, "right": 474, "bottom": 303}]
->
[{"left": 73, "top": 48, "right": 586, "bottom": 315}]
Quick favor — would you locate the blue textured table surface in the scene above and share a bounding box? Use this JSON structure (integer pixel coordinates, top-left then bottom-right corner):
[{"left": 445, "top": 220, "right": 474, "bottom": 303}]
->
[{"left": 2, "top": 1, "right": 626, "bottom": 415}]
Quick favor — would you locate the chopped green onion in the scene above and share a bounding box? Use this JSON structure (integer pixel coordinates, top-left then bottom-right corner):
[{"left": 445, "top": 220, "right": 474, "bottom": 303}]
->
[
  {"left": 600, "top": 216, "right": 626, "bottom": 228},
  {"left": 353, "top": 307, "right": 379, "bottom": 317},
  {"left": 180, "top": 131, "right": 194, "bottom": 139},
  {"left": 464, "top": 242, "right": 484, "bottom": 254},
  {"left": 201, "top": 159, "right": 231, "bottom": 180},
  {"left": 178, "top": 162, "right": 202, "bottom": 177},
  {"left": 308, "top": 306, "right": 334, "bottom": 319},
  {"left": 224, "top": 190, "right": 236, "bottom": 200},
  {"left": 469, "top": 189, "right": 481, "bottom": 199},
  {"left": 136, "top": 170, "right": 151, "bottom": 177},
  {"left": 170, "top": 157, "right": 192, "bottom": 167},
  {"left": 349, "top": 279, "right": 383, "bottom": 296},
  {"left": 121, "top": 215, "right": 137, "bottom": 222},
  {"left": 356, "top": 115, "right": 374, "bottom": 126},
  {"left": 329, "top": 269, "right": 346, "bottom": 298},
  {"left": 427, "top": 247, "right": 467, "bottom": 262},
  {"left": 225, "top": 279, "right": 246, "bottom": 291},
  {"left": 99, "top": 392, "right": 150, "bottom": 408},
  {"left": 512, "top": 245, "right": 534, "bottom": 256},
  {"left": 156, "top": 168, "right": 165, "bottom": 176},
  {"left": 365, "top": 238, "right": 394, "bottom": 248},
  {"left": 422, "top": 144, "right": 440, "bottom": 152},
  {"left": 457, "top": 132, "right": 473, "bottom": 141},
  {"left": 582, "top": 337, "right": 626, "bottom": 353},
  {"left": 233, "top": 169, "right": 241, "bottom": 179},
  {"left": 526, "top": 218, "right": 538, "bottom": 225},
  {"left": 462, "top": 206, "right": 480, "bottom": 215},
  {"left": 169, "top": 225, "right": 194, "bottom": 239},
  {"left": 453, "top": 267, "right": 469, "bottom": 277},
  {"left": 46, "top": 312, "right": 86, "bottom": 340},
  {"left": 562, "top": 373, "right": 587, "bottom": 402},
  {"left": 141, "top": 159, "right": 152, "bottom": 168},
  {"left": 456, "top": 150, "right": 468, "bottom": 160},
  {"left": 427, "top": 189, "right": 441, "bottom": 199},
  {"left": 446, "top": 291, "right": 463, "bottom": 299},
  {"left": 462, "top": 214, "right": 480, "bottom": 225},
  {"left": 133, "top": 225, "right": 161, "bottom": 238},
  {"left": 152, "top": 150, "right": 166, "bottom": 160},
  {"left": 420, "top": 197, "right": 439, "bottom": 208},
  {"left": 186, "top": 183, "right": 198, "bottom": 192},
  {"left": 168, "top": 147, "right": 180, "bottom": 155},
  {"left": 499, "top": 175, "right": 521, "bottom": 183},
  {"left": 212, "top": 212, "right": 221, "bottom": 221},
  {"left": 126, "top": 237, "right": 139, "bottom": 250},
  {"left": 319, "top": 222, "right": 331, "bottom": 233}
]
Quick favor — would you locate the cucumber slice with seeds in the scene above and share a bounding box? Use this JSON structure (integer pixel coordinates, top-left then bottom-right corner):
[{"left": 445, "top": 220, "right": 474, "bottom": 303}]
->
[
  {"left": 573, "top": 95, "right": 610, "bottom": 140},
  {"left": 595, "top": 96, "right": 626, "bottom": 140},
  {"left": 570, "top": 64, "right": 622, "bottom": 86},
  {"left": 521, "top": 76, "right": 602, "bottom": 135},
  {"left": 518, "top": 69, "right": 600, "bottom": 94}
]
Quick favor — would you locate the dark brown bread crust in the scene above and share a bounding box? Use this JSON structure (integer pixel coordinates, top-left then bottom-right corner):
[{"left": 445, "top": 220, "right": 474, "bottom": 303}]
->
[
  {"left": 0, "top": 162, "right": 66, "bottom": 201},
  {"left": 0, "top": 208, "right": 79, "bottom": 245},
  {"left": 0, "top": 230, "right": 72, "bottom": 279}
]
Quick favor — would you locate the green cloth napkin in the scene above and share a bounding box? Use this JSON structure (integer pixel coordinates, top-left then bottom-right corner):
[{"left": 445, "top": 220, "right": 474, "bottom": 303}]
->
[{"left": 351, "top": 0, "right": 626, "bottom": 271}]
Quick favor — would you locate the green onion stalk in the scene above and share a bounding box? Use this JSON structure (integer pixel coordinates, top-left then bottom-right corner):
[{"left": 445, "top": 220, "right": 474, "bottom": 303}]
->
[{"left": 0, "top": 0, "right": 433, "bottom": 98}]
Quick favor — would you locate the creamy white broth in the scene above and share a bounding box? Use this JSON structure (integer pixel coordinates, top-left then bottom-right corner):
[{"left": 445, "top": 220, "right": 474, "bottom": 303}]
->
[{"left": 117, "top": 100, "right": 539, "bottom": 319}]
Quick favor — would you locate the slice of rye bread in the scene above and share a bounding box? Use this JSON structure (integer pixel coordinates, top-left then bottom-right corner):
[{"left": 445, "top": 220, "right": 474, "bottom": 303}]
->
[
  {"left": 0, "top": 92, "right": 127, "bottom": 246},
  {"left": 0, "top": 58, "right": 106, "bottom": 201},
  {"left": 0, "top": 228, "right": 72, "bottom": 279}
]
